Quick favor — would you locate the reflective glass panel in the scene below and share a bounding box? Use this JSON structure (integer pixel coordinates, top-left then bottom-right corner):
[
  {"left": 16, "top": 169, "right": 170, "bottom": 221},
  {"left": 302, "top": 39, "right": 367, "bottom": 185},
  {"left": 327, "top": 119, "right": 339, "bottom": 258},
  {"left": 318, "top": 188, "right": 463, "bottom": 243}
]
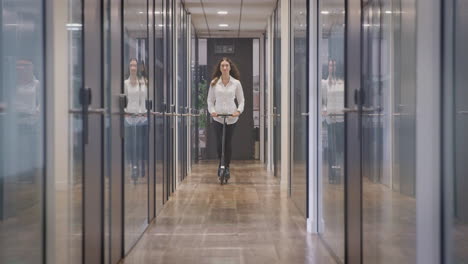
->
[
  {"left": 0, "top": 0, "right": 45, "bottom": 262},
  {"left": 123, "top": 0, "right": 149, "bottom": 253},
  {"left": 444, "top": 0, "right": 468, "bottom": 262},
  {"left": 361, "top": 0, "right": 417, "bottom": 262},
  {"left": 318, "top": 1, "right": 346, "bottom": 261},
  {"left": 61, "top": 0, "right": 84, "bottom": 262},
  {"left": 291, "top": 0, "right": 308, "bottom": 217}
]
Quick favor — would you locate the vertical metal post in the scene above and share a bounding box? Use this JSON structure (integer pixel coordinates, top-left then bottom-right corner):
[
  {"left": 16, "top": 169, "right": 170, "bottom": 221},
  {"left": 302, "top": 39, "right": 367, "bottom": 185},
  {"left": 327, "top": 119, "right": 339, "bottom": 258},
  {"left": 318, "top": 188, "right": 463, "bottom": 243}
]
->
[{"left": 345, "top": 0, "right": 362, "bottom": 262}]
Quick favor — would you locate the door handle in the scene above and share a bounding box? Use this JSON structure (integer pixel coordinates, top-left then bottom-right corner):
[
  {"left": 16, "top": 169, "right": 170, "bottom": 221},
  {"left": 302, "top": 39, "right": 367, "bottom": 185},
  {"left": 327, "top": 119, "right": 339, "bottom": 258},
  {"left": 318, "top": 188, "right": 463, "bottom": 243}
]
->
[
  {"left": 80, "top": 87, "right": 92, "bottom": 144},
  {"left": 393, "top": 113, "right": 411, "bottom": 117},
  {"left": 69, "top": 108, "right": 106, "bottom": 114},
  {"left": 301, "top": 113, "right": 309, "bottom": 116},
  {"left": 151, "top": 111, "right": 164, "bottom": 116},
  {"left": 342, "top": 107, "right": 359, "bottom": 113},
  {"left": 88, "top": 108, "right": 106, "bottom": 114}
]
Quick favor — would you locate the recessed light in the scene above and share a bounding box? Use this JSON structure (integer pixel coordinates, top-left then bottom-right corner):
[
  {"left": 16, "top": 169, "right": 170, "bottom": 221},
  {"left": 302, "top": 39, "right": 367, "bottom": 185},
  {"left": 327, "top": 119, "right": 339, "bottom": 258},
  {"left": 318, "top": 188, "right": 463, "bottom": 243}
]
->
[
  {"left": 385, "top": 10, "right": 392, "bottom": 14},
  {"left": 217, "top": 11, "right": 228, "bottom": 15},
  {"left": 219, "top": 24, "right": 229, "bottom": 27},
  {"left": 155, "top": 11, "right": 161, "bottom": 14},
  {"left": 139, "top": 11, "right": 144, "bottom": 14},
  {"left": 158, "top": 24, "right": 164, "bottom": 27},
  {"left": 321, "top": 10, "right": 330, "bottom": 15}
]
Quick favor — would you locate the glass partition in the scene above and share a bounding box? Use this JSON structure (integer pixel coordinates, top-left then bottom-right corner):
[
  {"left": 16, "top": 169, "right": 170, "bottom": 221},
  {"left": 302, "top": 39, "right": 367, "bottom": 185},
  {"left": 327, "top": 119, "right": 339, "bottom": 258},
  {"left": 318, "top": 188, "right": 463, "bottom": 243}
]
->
[
  {"left": 123, "top": 0, "right": 149, "bottom": 253},
  {"left": 0, "top": 0, "right": 45, "bottom": 262},
  {"left": 154, "top": 0, "right": 165, "bottom": 215},
  {"left": 361, "top": 0, "right": 417, "bottom": 262},
  {"left": 273, "top": 1, "right": 281, "bottom": 177},
  {"left": 318, "top": 0, "right": 346, "bottom": 261},
  {"left": 290, "top": 0, "right": 308, "bottom": 217},
  {"left": 62, "top": 0, "right": 84, "bottom": 262},
  {"left": 443, "top": 0, "right": 468, "bottom": 262}
]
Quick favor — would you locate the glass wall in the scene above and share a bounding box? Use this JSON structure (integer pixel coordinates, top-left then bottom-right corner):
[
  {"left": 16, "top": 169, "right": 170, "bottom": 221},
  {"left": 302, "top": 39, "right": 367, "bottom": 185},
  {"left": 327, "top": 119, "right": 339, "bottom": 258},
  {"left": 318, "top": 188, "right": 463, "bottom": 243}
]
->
[
  {"left": 318, "top": 1, "right": 346, "bottom": 261},
  {"left": 444, "top": 0, "right": 468, "bottom": 262},
  {"left": 273, "top": 1, "right": 281, "bottom": 177},
  {"left": 177, "top": 2, "right": 188, "bottom": 181},
  {"left": 0, "top": 0, "right": 45, "bottom": 263},
  {"left": 62, "top": 0, "right": 84, "bottom": 263},
  {"left": 123, "top": 0, "right": 149, "bottom": 253},
  {"left": 290, "top": 0, "right": 308, "bottom": 217},
  {"left": 154, "top": 0, "right": 165, "bottom": 215},
  {"left": 253, "top": 39, "right": 260, "bottom": 159},
  {"left": 195, "top": 38, "right": 208, "bottom": 160},
  {"left": 190, "top": 23, "right": 199, "bottom": 164},
  {"left": 361, "top": 0, "right": 417, "bottom": 262}
]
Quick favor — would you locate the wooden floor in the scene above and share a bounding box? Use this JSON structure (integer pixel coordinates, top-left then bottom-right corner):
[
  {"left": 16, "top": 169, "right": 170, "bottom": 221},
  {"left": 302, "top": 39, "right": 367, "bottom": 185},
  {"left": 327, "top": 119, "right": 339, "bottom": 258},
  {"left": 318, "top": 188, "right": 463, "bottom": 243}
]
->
[{"left": 122, "top": 161, "right": 335, "bottom": 264}]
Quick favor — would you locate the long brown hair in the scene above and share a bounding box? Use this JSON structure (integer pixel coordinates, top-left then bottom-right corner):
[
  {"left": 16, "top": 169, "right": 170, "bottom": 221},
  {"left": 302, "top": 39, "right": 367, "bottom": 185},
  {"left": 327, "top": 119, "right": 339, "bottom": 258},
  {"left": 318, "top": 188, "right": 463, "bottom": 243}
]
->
[{"left": 210, "top": 57, "right": 240, "bottom": 86}]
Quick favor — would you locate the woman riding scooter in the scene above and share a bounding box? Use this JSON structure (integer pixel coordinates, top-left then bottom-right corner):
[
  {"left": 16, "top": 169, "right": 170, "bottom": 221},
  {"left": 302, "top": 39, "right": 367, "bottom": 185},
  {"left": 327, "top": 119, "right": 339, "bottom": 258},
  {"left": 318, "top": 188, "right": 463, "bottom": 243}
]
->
[{"left": 207, "top": 57, "right": 245, "bottom": 182}]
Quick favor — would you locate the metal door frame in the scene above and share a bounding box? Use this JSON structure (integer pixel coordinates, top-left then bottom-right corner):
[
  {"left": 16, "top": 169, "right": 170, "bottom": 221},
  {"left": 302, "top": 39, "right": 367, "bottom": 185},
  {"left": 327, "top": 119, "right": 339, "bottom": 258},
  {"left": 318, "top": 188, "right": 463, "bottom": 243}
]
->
[
  {"left": 83, "top": 0, "right": 105, "bottom": 262},
  {"left": 107, "top": 0, "right": 124, "bottom": 262},
  {"left": 344, "top": 0, "right": 363, "bottom": 262}
]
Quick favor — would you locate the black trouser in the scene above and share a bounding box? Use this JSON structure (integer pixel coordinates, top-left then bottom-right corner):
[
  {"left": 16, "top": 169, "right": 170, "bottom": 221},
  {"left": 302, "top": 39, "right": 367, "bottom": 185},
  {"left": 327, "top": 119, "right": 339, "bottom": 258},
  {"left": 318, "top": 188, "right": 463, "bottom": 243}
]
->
[{"left": 214, "top": 121, "right": 236, "bottom": 168}]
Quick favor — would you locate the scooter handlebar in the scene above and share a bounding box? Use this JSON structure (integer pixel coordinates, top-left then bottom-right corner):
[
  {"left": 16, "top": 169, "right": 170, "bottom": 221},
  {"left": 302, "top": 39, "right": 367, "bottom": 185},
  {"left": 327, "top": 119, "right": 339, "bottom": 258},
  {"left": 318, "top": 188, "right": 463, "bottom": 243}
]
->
[{"left": 216, "top": 114, "right": 233, "bottom": 117}]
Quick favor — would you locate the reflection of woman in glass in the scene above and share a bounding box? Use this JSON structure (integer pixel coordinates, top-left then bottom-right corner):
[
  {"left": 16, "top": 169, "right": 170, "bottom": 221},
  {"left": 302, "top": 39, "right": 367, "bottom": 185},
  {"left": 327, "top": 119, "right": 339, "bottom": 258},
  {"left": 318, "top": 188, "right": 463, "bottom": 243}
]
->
[
  {"left": 15, "top": 59, "right": 42, "bottom": 182},
  {"left": 322, "top": 58, "right": 344, "bottom": 184},
  {"left": 124, "top": 58, "right": 148, "bottom": 182},
  {"left": 207, "top": 57, "right": 245, "bottom": 179}
]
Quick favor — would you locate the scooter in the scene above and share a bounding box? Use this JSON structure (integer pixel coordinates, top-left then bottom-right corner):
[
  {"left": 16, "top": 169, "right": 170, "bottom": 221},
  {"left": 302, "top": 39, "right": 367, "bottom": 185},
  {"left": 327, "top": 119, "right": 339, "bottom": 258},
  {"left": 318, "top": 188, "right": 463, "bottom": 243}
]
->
[{"left": 217, "top": 114, "right": 232, "bottom": 185}]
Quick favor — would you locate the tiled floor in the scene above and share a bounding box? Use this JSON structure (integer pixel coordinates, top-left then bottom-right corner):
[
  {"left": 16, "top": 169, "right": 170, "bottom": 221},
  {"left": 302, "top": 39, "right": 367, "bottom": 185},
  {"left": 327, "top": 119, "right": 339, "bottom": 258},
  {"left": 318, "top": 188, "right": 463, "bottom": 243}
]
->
[{"left": 122, "top": 161, "right": 335, "bottom": 264}]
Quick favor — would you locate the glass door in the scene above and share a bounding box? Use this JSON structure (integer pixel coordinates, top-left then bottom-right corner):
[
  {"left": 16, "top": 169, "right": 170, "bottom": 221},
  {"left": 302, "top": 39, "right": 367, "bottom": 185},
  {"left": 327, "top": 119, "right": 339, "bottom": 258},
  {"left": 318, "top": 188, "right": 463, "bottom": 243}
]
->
[
  {"left": 318, "top": 0, "right": 346, "bottom": 261},
  {"left": 153, "top": 0, "right": 165, "bottom": 215},
  {"left": 176, "top": 4, "right": 188, "bottom": 182},
  {"left": 273, "top": 2, "right": 281, "bottom": 178},
  {"left": 443, "top": 0, "right": 468, "bottom": 262},
  {"left": 164, "top": 0, "right": 175, "bottom": 199},
  {"left": 290, "top": 0, "right": 309, "bottom": 217},
  {"left": 82, "top": 0, "right": 107, "bottom": 262},
  {"left": 122, "top": 0, "right": 150, "bottom": 254},
  {"left": 0, "top": 0, "right": 46, "bottom": 262},
  {"left": 361, "top": 0, "right": 418, "bottom": 262}
]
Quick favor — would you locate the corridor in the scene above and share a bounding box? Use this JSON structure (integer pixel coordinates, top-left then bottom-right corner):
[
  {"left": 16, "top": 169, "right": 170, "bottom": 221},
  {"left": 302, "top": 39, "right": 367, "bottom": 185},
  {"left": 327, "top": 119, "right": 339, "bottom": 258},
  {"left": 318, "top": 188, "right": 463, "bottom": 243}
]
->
[{"left": 123, "top": 161, "right": 334, "bottom": 263}]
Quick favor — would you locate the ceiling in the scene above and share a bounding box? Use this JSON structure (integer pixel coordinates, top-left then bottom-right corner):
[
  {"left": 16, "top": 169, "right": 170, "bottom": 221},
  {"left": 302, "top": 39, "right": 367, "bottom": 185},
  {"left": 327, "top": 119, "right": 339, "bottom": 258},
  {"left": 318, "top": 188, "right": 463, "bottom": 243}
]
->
[{"left": 184, "top": 0, "right": 278, "bottom": 38}]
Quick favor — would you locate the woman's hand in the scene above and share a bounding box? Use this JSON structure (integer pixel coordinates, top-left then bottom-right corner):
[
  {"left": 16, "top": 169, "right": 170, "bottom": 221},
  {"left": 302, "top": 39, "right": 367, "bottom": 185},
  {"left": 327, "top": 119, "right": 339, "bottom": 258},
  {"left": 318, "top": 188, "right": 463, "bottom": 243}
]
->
[
  {"left": 211, "top": 112, "right": 218, "bottom": 117},
  {"left": 232, "top": 111, "right": 240, "bottom": 117}
]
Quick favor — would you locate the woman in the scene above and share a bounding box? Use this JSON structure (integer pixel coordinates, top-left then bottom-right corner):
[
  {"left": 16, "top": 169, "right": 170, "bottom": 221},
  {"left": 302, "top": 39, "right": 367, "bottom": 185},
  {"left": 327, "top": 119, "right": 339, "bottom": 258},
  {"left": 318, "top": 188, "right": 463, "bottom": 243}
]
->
[
  {"left": 124, "top": 58, "right": 148, "bottom": 182},
  {"left": 207, "top": 57, "right": 245, "bottom": 178}
]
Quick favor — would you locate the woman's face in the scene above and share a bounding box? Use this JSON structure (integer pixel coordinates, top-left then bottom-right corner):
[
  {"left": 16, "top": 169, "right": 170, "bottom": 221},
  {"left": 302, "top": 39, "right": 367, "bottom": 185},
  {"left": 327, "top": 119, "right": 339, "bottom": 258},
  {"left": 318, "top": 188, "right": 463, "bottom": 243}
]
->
[
  {"left": 130, "top": 60, "right": 138, "bottom": 76},
  {"left": 220, "top": 60, "right": 231, "bottom": 74}
]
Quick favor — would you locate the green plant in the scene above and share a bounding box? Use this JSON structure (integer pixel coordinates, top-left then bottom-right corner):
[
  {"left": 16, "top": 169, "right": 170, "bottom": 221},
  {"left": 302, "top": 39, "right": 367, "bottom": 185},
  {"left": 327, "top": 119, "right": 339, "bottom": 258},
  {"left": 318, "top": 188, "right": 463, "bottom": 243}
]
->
[{"left": 197, "top": 80, "right": 208, "bottom": 129}]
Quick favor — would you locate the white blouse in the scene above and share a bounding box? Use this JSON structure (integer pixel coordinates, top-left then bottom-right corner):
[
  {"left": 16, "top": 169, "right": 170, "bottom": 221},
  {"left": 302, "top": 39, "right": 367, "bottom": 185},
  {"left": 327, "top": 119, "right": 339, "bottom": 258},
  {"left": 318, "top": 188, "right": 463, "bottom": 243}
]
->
[
  {"left": 207, "top": 75, "right": 245, "bottom": 125},
  {"left": 124, "top": 78, "right": 147, "bottom": 124}
]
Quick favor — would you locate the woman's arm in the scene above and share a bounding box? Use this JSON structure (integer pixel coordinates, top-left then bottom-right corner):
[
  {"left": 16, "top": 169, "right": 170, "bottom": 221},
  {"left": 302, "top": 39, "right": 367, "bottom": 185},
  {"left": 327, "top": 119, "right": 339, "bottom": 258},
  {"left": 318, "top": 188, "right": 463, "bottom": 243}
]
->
[
  {"left": 235, "top": 81, "right": 245, "bottom": 114},
  {"left": 207, "top": 84, "right": 216, "bottom": 114}
]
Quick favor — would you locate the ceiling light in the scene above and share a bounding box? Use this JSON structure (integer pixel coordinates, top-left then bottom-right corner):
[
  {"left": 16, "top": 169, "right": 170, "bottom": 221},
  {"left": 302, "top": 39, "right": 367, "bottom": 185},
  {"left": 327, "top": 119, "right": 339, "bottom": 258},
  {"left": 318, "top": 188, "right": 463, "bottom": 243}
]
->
[
  {"left": 217, "top": 11, "right": 228, "bottom": 15},
  {"left": 385, "top": 10, "right": 392, "bottom": 14},
  {"left": 158, "top": 24, "right": 164, "bottom": 27},
  {"left": 219, "top": 24, "right": 229, "bottom": 27},
  {"left": 139, "top": 11, "right": 144, "bottom": 14},
  {"left": 155, "top": 11, "right": 161, "bottom": 14},
  {"left": 321, "top": 10, "right": 330, "bottom": 15}
]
